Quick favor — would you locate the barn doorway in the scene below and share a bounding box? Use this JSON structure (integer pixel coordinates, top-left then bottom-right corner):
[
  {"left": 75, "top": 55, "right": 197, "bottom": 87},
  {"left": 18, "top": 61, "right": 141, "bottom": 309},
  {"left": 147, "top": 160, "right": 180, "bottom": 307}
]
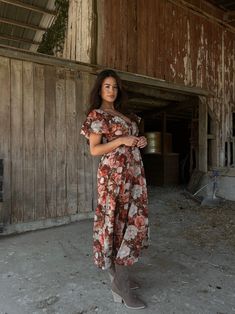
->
[{"left": 122, "top": 78, "right": 204, "bottom": 187}]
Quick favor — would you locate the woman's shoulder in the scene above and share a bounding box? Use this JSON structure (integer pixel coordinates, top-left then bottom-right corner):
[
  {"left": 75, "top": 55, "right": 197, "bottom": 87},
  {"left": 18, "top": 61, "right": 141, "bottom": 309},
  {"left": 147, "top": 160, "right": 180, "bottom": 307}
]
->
[{"left": 87, "top": 108, "right": 106, "bottom": 119}]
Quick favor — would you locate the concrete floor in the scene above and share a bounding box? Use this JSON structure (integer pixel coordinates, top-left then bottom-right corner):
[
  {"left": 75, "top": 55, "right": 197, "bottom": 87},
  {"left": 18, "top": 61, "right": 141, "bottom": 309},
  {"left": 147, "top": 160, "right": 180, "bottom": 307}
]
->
[{"left": 0, "top": 187, "right": 235, "bottom": 314}]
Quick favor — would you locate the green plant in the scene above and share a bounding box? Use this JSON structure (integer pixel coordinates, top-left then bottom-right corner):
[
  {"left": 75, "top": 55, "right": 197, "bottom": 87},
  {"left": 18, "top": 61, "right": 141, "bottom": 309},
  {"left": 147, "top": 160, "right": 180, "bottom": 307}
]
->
[{"left": 38, "top": 0, "right": 69, "bottom": 55}]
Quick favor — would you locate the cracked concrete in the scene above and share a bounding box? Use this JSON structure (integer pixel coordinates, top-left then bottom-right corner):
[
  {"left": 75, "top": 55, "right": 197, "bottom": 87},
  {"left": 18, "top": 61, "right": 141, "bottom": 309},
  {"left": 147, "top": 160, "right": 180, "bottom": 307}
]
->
[{"left": 0, "top": 187, "right": 235, "bottom": 314}]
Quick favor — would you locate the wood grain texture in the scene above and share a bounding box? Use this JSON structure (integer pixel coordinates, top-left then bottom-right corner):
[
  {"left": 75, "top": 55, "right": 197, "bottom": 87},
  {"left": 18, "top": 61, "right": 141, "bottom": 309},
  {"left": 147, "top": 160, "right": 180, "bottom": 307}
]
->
[
  {"left": 63, "top": 0, "right": 94, "bottom": 63},
  {"left": 97, "top": 0, "right": 235, "bottom": 167},
  {"left": 22, "top": 61, "right": 35, "bottom": 221},
  {"left": 44, "top": 65, "right": 57, "bottom": 218},
  {"left": 76, "top": 72, "right": 97, "bottom": 212},
  {"left": 11, "top": 59, "right": 24, "bottom": 223},
  {"left": 0, "top": 56, "right": 11, "bottom": 224},
  {"left": 65, "top": 69, "right": 77, "bottom": 214},
  {"left": 55, "top": 68, "right": 67, "bottom": 217},
  {"left": 34, "top": 64, "right": 46, "bottom": 220}
]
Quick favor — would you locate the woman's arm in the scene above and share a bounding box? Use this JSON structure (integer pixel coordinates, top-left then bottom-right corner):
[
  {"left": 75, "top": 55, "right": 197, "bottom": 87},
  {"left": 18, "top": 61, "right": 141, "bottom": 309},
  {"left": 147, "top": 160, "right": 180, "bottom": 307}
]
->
[{"left": 89, "top": 133, "right": 139, "bottom": 156}]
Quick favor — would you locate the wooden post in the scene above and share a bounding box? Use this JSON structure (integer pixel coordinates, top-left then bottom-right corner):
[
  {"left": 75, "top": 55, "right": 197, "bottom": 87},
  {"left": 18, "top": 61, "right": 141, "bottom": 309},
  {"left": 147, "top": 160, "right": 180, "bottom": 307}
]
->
[
  {"left": 161, "top": 112, "right": 167, "bottom": 155},
  {"left": 211, "top": 117, "right": 219, "bottom": 168},
  {"left": 63, "top": 0, "right": 96, "bottom": 63},
  {"left": 198, "top": 98, "right": 207, "bottom": 172}
]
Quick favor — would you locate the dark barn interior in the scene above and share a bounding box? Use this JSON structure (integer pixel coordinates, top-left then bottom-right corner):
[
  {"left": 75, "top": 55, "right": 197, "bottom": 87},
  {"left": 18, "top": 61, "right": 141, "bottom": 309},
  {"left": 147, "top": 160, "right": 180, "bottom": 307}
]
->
[{"left": 124, "top": 80, "right": 200, "bottom": 186}]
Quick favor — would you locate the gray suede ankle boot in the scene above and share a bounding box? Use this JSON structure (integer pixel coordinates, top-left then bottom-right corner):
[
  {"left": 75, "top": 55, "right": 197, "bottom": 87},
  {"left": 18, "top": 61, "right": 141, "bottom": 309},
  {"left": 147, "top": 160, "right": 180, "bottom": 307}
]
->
[
  {"left": 111, "top": 264, "right": 146, "bottom": 309},
  {"left": 108, "top": 263, "right": 140, "bottom": 290}
]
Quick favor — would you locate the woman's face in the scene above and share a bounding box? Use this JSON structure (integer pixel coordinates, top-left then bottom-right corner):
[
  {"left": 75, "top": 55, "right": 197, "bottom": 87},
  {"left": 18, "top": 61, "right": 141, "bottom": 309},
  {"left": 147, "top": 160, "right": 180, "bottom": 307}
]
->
[{"left": 100, "top": 76, "right": 118, "bottom": 104}]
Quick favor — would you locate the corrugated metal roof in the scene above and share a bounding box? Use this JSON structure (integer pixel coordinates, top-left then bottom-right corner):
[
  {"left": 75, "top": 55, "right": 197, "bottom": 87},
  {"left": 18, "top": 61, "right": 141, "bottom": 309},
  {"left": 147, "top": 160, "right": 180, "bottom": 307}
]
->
[{"left": 0, "top": 0, "right": 56, "bottom": 51}]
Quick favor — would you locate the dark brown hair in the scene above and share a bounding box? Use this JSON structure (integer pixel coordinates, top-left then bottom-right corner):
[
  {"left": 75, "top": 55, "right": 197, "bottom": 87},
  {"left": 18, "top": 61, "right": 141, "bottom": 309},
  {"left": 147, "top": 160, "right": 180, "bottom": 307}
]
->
[{"left": 87, "top": 69, "right": 127, "bottom": 114}]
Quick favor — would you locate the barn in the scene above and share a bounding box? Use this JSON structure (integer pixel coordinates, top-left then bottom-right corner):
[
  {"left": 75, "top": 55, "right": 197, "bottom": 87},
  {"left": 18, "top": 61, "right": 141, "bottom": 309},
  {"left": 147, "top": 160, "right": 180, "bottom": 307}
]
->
[{"left": 0, "top": 0, "right": 234, "bottom": 234}]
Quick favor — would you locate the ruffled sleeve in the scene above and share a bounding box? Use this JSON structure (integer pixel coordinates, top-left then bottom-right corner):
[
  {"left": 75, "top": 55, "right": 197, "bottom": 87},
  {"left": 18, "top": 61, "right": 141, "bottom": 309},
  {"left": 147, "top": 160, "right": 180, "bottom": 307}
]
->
[{"left": 80, "top": 109, "right": 109, "bottom": 139}]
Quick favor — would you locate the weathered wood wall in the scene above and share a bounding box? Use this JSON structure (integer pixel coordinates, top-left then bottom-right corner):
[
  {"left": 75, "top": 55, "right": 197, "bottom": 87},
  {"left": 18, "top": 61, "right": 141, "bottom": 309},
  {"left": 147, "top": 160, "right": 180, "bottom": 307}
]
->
[
  {"left": 97, "top": 0, "right": 235, "bottom": 167},
  {"left": 0, "top": 48, "right": 97, "bottom": 229}
]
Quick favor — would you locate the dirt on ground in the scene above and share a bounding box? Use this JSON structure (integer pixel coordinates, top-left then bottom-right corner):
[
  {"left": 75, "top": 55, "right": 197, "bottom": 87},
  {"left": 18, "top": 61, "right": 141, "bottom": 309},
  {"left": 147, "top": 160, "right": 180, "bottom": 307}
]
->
[{"left": 154, "top": 187, "right": 235, "bottom": 249}]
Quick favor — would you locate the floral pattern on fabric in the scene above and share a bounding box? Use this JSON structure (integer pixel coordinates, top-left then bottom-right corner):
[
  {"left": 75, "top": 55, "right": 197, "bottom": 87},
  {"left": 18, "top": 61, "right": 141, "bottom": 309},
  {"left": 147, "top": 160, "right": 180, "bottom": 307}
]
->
[{"left": 81, "top": 109, "right": 149, "bottom": 270}]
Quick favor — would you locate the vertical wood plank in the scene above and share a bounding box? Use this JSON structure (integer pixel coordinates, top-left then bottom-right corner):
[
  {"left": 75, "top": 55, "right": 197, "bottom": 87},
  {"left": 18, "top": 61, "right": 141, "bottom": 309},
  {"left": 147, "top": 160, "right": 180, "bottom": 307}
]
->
[
  {"left": 34, "top": 64, "right": 46, "bottom": 220},
  {"left": 56, "top": 68, "right": 67, "bottom": 217},
  {"left": 119, "top": 0, "right": 128, "bottom": 71},
  {"left": 109, "top": 0, "right": 117, "bottom": 68},
  {"left": 96, "top": 0, "right": 105, "bottom": 66},
  {"left": 63, "top": 0, "right": 94, "bottom": 63},
  {"left": 155, "top": 0, "right": 161, "bottom": 79},
  {"left": 65, "top": 0, "right": 73, "bottom": 60},
  {"left": 81, "top": 0, "right": 92, "bottom": 63},
  {"left": 159, "top": 0, "right": 166, "bottom": 79},
  {"left": 75, "top": 0, "right": 82, "bottom": 61},
  {"left": 77, "top": 72, "right": 94, "bottom": 212},
  {"left": 11, "top": 59, "right": 23, "bottom": 223},
  {"left": 22, "top": 61, "right": 35, "bottom": 221},
  {"left": 70, "top": 0, "right": 77, "bottom": 61},
  {"left": 126, "top": 0, "right": 137, "bottom": 73},
  {"left": 66, "top": 69, "right": 77, "bottom": 214},
  {"left": 44, "top": 65, "right": 57, "bottom": 218},
  {"left": 0, "top": 57, "right": 11, "bottom": 224},
  {"left": 146, "top": 0, "right": 155, "bottom": 77},
  {"left": 136, "top": 0, "right": 147, "bottom": 75},
  {"left": 76, "top": 72, "right": 86, "bottom": 212},
  {"left": 83, "top": 73, "right": 97, "bottom": 212}
]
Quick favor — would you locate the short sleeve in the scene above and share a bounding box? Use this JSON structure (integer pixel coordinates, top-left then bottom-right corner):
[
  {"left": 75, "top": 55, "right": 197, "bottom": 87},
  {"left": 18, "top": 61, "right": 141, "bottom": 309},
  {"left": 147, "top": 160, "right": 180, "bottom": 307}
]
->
[
  {"left": 129, "top": 113, "right": 141, "bottom": 124},
  {"left": 135, "top": 115, "right": 141, "bottom": 124},
  {"left": 80, "top": 109, "right": 109, "bottom": 139}
]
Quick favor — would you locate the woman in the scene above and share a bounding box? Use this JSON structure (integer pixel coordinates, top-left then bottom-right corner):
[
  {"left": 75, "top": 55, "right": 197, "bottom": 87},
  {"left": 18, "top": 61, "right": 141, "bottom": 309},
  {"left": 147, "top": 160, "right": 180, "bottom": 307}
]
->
[{"left": 80, "top": 69, "right": 149, "bottom": 309}]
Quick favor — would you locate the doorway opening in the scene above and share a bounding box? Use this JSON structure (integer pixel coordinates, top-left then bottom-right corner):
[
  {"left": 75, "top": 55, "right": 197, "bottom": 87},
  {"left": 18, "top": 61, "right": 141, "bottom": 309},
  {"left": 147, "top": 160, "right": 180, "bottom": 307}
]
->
[{"left": 124, "top": 80, "right": 201, "bottom": 186}]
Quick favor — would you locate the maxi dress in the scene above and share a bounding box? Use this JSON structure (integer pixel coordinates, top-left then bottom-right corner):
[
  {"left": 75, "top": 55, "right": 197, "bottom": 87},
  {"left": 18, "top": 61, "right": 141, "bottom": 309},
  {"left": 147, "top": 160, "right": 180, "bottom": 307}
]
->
[{"left": 81, "top": 109, "right": 149, "bottom": 270}]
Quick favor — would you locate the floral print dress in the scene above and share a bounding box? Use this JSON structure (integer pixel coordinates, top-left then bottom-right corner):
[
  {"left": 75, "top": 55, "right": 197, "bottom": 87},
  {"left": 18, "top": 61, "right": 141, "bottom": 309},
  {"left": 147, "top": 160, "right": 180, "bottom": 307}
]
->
[{"left": 81, "top": 109, "right": 149, "bottom": 270}]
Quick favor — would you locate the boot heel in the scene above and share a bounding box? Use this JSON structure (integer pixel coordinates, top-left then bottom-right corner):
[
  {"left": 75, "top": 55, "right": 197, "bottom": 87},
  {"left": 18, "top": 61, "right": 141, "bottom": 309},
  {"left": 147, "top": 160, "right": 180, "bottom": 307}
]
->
[{"left": 111, "top": 290, "right": 123, "bottom": 303}]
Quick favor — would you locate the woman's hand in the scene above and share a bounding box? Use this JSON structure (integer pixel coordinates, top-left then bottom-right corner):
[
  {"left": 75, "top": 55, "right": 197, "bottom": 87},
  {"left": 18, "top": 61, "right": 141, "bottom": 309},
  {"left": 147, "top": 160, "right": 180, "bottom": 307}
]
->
[
  {"left": 89, "top": 134, "right": 147, "bottom": 156},
  {"left": 121, "top": 136, "right": 139, "bottom": 147},
  {"left": 136, "top": 136, "right": 148, "bottom": 148}
]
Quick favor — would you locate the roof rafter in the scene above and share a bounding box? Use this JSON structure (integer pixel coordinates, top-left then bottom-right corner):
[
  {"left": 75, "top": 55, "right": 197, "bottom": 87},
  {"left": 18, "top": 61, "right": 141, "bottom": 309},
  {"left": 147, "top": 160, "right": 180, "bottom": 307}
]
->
[
  {"left": 0, "top": 33, "right": 40, "bottom": 45},
  {"left": 0, "top": 0, "right": 57, "bottom": 16},
  {"left": 0, "top": 16, "right": 48, "bottom": 31}
]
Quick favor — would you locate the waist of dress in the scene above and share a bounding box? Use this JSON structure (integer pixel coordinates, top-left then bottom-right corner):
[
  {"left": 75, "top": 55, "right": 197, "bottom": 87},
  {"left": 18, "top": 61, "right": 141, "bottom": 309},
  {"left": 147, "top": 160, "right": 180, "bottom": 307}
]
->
[{"left": 102, "top": 145, "right": 140, "bottom": 158}]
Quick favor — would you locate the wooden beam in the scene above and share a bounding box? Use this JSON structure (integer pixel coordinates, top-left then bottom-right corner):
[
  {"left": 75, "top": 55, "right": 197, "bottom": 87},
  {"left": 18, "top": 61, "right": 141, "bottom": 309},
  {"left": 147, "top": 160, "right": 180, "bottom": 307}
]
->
[
  {"left": 119, "top": 71, "right": 209, "bottom": 97},
  {"left": 126, "top": 85, "right": 192, "bottom": 102},
  {"left": 143, "top": 111, "right": 192, "bottom": 120},
  {"left": 0, "top": 0, "right": 57, "bottom": 16},
  {"left": 0, "top": 45, "right": 97, "bottom": 74},
  {"left": 0, "top": 33, "right": 40, "bottom": 45},
  {"left": 0, "top": 17, "right": 48, "bottom": 32},
  {"left": 128, "top": 97, "right": 170, "bottom": 107}
]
